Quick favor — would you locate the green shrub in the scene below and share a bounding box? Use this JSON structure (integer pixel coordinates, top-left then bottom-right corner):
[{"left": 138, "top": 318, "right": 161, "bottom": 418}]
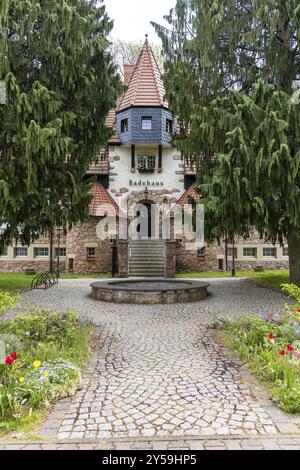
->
[
  {"left": 0, "top": 308, "right": 91, "bottom": 428},
  {"left": 281, "top": 283, "right": 300, "bottom": 303},
  {"left": 0, "top": 291, "right": 19, "bottom": 318},
  {"left": 8, "top": 309, "right": 80, "bottom": 346}
]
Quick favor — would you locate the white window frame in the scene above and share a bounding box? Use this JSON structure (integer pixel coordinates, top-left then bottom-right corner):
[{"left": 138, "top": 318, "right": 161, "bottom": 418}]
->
[
  {"left": 141, "top": 116, "right": 152, "bottom": 130},
  {"left": 263, "top": 247, "right": 277, "bottom": 258},
  {"left": 15, "top": 247, "right": 28, "bottom": 258},
  {"left": 243, "top": 247, "right": 257, "bottom": 258},
  {"left": 0, "top": 246, "right": 8, "bottom": 257},
  {"left": 34, "top": 247, "right": 49, "bottom": 258},
  {"left": 166, "top": 118, "right": 173, "bottom": 133},
  {"left": 55, "top": 247, "right": 67, "bottom": 258},
  {"left": 121, "top": 118, "right": 128, "bottom": 133},
  {"left": 137, "top": 155, "right": 156, "bottom": 172},
  {"left": 282, "top": 247, "right": 289, "bottom": 257},
  {"left": 227, "top": 247, "right": 237, "bottom": 259},
  {"left": 86, "top": 247, "right": 96, "bottom": 259}
]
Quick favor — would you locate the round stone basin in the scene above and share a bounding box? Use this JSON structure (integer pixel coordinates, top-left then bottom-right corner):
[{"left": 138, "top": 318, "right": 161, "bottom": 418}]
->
[{"left": 90, "top": 279, "right": 210, "bottom": 304}]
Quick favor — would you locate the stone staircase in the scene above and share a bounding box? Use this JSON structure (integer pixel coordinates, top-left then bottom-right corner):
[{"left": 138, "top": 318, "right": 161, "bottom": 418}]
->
[{"left": 128, "top": 240, "right": 166, "bottom": 278}]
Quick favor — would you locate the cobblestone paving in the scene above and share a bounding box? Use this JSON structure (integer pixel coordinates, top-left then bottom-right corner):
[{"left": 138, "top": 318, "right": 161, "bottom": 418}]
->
[
  {"left": 9, "top": 278, "right": 299, "bottom": 443},
  {"left": 2, "top": 435, "right": 300, "bottom": 450}
]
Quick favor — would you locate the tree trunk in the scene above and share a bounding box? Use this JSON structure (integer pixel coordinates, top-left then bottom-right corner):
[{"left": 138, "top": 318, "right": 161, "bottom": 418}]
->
[{"left": 288, "top": 230, "right": 300, "bottom": 286}]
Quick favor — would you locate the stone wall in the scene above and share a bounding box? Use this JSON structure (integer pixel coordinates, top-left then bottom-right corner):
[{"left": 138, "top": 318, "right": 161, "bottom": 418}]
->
[
  {"left": 66, "top": 219, "right": 112, "bottom": 274},
  {"left": 176, "top": 242, "right": 223, "bottom": 273},
  {"left": 0, "top": 260, "right": 66, "bottom": 273},
  {"left": 234, "top": 260, "right": 289, "bottom": 270}
]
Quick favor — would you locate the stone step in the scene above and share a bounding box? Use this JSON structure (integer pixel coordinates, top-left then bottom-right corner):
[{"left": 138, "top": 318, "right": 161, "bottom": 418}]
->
[
  {"left": 129, "top": 258, "right": 165, "bottom": 266},
  {"left": 129, "top": 268, "right": 165, "bottom": 274}
]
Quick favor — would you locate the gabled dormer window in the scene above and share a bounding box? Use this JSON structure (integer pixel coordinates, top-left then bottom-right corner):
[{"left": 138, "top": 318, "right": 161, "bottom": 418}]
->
[
  {"left": 166, "top": 119, "right": 173, "bottom": 133},
  {"left": 121, "top": 118, "right": 128, "bottom": 133},
  {"left": 142, "top": 116, "right": 152, "bottom": 130}
]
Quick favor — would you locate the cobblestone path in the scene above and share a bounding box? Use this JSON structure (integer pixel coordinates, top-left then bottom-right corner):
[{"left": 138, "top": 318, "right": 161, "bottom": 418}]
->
[{"left": 9, "top": 278, "right": 299, "bottom": 444}]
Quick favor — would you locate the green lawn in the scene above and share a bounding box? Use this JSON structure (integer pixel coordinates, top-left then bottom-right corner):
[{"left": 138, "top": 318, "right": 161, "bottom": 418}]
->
[
  {"left": 176, "top": 270, "right": 289, "bottom": 291},
  {"left": 0, "top": 272, "right": 111, "bottom": 292},
  {"left": 0, "top": 270, "right": 290, "bottom": 293}
]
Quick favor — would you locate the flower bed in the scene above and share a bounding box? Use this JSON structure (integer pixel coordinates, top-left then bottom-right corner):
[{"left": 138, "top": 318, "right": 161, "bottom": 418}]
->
[
  {"left": 0, "top": 292, "right": 91, "bottom": 433},
  {"left": 224, "top": 283, "right": 300, "bottom": 414}
]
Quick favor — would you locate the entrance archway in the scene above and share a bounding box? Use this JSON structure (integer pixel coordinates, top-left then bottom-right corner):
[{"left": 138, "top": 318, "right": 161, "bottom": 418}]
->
[{"left": 136, "top": 201, "right": 156, "bottom": 239}]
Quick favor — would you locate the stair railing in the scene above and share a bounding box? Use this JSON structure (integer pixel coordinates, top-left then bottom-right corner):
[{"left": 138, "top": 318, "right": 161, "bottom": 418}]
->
[{"left": 31, "top": 272, "right": 58, "bottom": 290}]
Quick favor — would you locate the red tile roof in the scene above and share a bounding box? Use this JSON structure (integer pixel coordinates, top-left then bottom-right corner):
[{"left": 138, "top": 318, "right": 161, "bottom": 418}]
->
[
  {"left": 117, "top": 39, "right": 168, "bottom": 112},
  {"left": 124, "top": 65, "right": 135, "bottom": 85},
  {"left": 105, "top": 97, "right": 121, "bottom": 144},
  {"left": 176, "top": 183, "right": 201, "bottom": 206},
  {"left": 170, "top": 183, "right": 201, "bottom": 217},
  {"left": 89, "top": 182, "right": 122, "bottom": 217}
]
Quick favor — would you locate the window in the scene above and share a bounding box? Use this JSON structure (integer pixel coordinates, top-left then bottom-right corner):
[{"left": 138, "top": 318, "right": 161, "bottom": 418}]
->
[
  {"left": 137, "top": 155, "right": 156, "bottom": 172},
  {"left": 34, "top": 247, "right": 49, "bottom": 257},
  {"left": 142, "top": 116, "right": 152, "bottom": 130},
  {"left": 15, "top": 247, "right": 28, "bottom": 257},
  {"left": 227, "top": 247, "right": 237, "bottom": 259},
  {"left": 263, "top": 247, "right": 276, "bottom": 258},
  {"left": 121, "top": 118, "right": 128, "bottom": 133},
  {"left": 68, "top": 258, "right": 74, "bottom": 271},
  {"left": 282, "top": 247, "right": 289, "bottom": 257},
  {"left": 166, "top": 119, "right": 173, "bottom": 133},
  {"left": 243, "top": 247, "right": 257, "bottom": 258},
  {"left": 197, "top": 247, "right": 205, "bottom": 257},
  {"left": 0, "top": 246, "right": 8, "bottom": 257},
  {"left": 55, "top": 247, "right": 67, "bottom": 257},
  {"left": 86, "top": 247, "right": 96, "bottom": 259}
]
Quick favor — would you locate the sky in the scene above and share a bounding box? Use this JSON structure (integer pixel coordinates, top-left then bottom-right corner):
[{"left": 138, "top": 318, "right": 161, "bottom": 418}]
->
[{"left": 104, "top": 0, "right": 176, "bottom": 43}]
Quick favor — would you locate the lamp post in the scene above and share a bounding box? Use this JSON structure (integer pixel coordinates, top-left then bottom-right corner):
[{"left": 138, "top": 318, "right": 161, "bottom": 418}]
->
[{"left": 55, "top": 226, "right": 63, "bottom": 279}]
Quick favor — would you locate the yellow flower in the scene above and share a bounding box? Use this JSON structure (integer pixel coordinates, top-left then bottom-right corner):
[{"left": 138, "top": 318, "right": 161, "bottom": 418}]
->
[
  {"left": 33, "top": 360, "right": 42, "bottom": 368},
  {"left": 19, "top": 377, "right": 25, "bottom": 384},
  {"left": 43, "top": 372, "right": 49, "bottom": 378}
]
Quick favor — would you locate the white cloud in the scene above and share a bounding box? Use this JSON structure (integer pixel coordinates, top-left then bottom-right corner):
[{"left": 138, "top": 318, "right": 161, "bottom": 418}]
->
[{"left": 104, "top": 0, "right": 175, "bottom": 43}]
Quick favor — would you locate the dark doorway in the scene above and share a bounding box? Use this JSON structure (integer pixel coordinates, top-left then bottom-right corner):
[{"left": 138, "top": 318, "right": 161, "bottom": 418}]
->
[{"left": 137, "top": 202, "right": 154, "bottom": 239}]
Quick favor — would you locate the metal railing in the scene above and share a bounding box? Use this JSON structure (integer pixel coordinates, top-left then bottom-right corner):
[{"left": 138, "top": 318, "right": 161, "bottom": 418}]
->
[{"left": 31, "top": 272, "right": 58, "bottom": 290}]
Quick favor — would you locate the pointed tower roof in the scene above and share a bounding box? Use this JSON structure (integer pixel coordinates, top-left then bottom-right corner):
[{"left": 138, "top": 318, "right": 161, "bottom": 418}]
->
[{"left": 117, "top": 36, "right": 168, "bottom": 112}]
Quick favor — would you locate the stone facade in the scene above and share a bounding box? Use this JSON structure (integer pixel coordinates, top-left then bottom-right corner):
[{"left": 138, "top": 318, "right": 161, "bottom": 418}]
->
[
  {"left": 176, "top": 242, "right": 223, "bottom": 273},
  {"left": 65, "top": 219, "right": 112, "bottom": 274}
]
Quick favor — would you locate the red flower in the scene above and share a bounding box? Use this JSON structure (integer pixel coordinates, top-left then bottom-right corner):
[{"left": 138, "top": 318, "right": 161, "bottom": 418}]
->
[
  {"left": 287, "top": 345, "right": 295, "bottom": 352},
  {"left": 279, "top": 350, "right": 286, "bottom": 356},
  {"left": 297, "top": 308, "right": 300, "bottom": 313},
  {"left": 268, "top": 333, "right": 276, "bottom": 340},
  {"left": 5, "top": 356, "right": 14, "bottom": 365},
  {"left": 4, "top": 352, "right": 17, "bottom": 365}
]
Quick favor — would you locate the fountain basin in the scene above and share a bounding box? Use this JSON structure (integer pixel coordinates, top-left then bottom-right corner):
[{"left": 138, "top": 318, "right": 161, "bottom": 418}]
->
[{"left": 90, "top": 279, "right": 210, "bottom": 304}]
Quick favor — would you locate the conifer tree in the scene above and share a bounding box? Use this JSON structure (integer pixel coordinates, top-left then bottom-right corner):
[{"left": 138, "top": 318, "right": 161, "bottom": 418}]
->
[
  {"left": 153, "top": 0, "right": 300, "bottom": 284},
  {"left": 0, "top": 0, "right": 122, "bottom": 249}
]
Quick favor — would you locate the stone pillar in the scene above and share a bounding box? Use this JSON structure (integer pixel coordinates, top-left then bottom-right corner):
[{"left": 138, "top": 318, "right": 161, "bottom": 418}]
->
[
  {"left": 165, "top": 241, "right": 177, "bottom": 278},
  {"left": 117, "top": 240, "right": 129, "bottom": 278}
]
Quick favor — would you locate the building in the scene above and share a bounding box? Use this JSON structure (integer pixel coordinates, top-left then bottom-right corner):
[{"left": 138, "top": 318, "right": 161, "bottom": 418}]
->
[{"left": 0, "top": 39, "right": 289, "bottom": 276}]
